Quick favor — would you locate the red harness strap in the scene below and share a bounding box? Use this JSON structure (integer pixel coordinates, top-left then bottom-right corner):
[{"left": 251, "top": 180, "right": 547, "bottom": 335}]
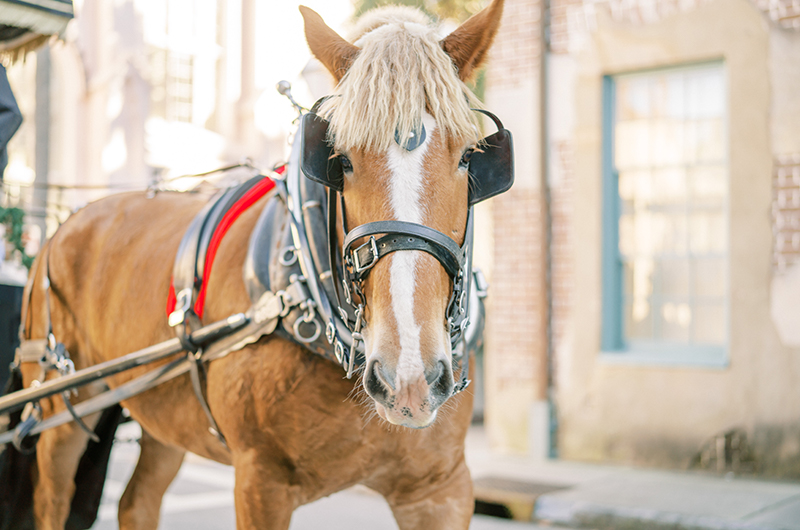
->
[{"left": 166, "top": 167, "right": 285, "bottom": 319}]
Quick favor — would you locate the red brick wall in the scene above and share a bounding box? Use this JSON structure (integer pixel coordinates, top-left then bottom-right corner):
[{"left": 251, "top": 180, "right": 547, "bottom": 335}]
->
[
  {"left": 485, "top": 0, "right": 548, "bottom": 396},
  {"left": 488, "top": 0, "right": 541, "bottom": 88}
]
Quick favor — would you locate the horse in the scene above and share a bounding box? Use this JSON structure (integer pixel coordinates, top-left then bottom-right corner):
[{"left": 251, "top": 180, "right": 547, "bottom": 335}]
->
[{"left": 10, "top": 1, "right": 505, "bottom": 528}]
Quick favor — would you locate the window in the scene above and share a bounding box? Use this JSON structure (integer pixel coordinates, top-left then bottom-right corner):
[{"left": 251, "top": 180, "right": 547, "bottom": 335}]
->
[
  {"left": 601, "top": 62, "right": 728, "bottom": 365},
  {"left": 149, "top": 48, "right": 194, "bottom": 123}
]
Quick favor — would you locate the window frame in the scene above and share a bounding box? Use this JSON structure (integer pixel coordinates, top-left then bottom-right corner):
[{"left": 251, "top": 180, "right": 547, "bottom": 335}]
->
[{"left": 600, "top": 62, "right": 730, "bottom": 368}]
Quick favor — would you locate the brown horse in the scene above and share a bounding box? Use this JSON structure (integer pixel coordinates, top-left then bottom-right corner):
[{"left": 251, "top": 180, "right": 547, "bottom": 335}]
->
[{"left": 15, "top": 1, "right": 504, "bottom": 528}]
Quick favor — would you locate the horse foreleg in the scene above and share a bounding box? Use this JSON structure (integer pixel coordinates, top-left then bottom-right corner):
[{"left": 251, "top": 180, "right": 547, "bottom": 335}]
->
[
  {"left": 118, "top": 430, "right": 185, "bottom": 530},
  {"left": 386, "top": 459, "right": 474, "bottom": 530},
  {"left": 232, "top": 452, "right": 294, "bottom": 530},
  {"left": 33, "top": 416, "right": 99, "bottom": 530}
]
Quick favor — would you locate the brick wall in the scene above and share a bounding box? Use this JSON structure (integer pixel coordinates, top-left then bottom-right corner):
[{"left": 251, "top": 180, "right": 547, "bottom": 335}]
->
[
  {"left": 484, "top": 0, "right": 548, "bottom": 450},
  {"left": 549, "top": 0, "right": 715, "bottom": 54},
  {"left": 753, "top": 0, "right": 800, "bottom": 28},
  {"left": 487, "top": 189, "right": 546, "bottom": 387},
  {"left": 773, "top": 155, "right": 800, "bottom": 272},
  {"left": 488, "top": 0, "right": 541, "bottom": 88}
]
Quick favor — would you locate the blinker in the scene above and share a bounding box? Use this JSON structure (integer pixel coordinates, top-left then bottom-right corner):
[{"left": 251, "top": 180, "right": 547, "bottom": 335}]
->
[
  {"left": 301, "top": 112, "right": 344, "bottom": 191},
  {"left": 300, "top": 99, "right": 514, "bottom": 204}
]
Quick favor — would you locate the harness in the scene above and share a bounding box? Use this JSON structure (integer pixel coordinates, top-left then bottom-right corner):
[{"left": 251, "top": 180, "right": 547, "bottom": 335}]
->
[
  {"left": 299, "top": 98, "right": 513, "bottom": 387},
  {"left": 4, "top": 93, "right": 509, "bottom": 449}
]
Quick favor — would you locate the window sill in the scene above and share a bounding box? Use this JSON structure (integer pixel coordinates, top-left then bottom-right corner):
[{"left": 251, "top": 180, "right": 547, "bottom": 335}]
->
[{"left": 599, "top": 346, "right": 728, "bottom": 369}]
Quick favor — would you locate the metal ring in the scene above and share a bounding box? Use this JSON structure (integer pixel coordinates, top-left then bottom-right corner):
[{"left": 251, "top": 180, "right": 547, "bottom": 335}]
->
[
  {"left": 334, "top": 341, "right": 345, "bottom": 364},
  {"left": 458, "top": 290, "right": 468, "bottom": 315},
  {"left": 279, "top": 246, "right": 298, "bottom": 266},
  {"left": 325, "top": 321, "right": 336, "bottom": 345},
  {"left": 293, "top": 316, "right": 322, "bottom": 344}
]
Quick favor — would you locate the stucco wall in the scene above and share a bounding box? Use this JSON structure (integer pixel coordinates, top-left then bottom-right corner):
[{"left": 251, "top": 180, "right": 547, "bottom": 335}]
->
[
  {"left": 559, "top": 0, "right": 800, "bottom": 475},
  {"left": 769, "top": 25, "right": 800, "bottom": 350}
]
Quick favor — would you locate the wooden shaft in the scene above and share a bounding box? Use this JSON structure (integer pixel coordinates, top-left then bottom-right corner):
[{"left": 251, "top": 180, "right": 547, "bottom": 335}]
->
[{"left": 0, "top": 314, "right": 247, "bottom": 415}]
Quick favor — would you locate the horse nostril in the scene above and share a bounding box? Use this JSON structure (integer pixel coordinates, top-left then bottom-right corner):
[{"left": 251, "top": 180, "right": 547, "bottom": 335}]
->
[
  {"left": 373, "top": 360, "right": 395, "bottom": 391},
  {"left": 428, "top": 360, "right": 454, "bottom": 397},
  {"left": 426, "top": 361, "right": 444, "bottom": 385},
  {"left": 365, "top": 360, "right": 394, "bottom": 400}
]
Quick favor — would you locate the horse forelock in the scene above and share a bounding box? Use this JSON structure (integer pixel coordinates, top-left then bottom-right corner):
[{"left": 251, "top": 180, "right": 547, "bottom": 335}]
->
[{"left": 318, "top": 7, "right": 481, "bottom": 153}]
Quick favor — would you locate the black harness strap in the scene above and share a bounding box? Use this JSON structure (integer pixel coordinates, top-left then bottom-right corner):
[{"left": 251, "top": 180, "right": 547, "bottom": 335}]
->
[
  {"left": 168, "top": 176, "right": 267, "bottom": 447},
  {"left": 343, "top": 220, "right": 464, "bottom": 281}
]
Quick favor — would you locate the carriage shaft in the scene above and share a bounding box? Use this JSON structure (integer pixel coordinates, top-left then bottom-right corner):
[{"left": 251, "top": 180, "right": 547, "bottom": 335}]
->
[{"left": 0, "top": 314, "right": 247, "bottom": 416}]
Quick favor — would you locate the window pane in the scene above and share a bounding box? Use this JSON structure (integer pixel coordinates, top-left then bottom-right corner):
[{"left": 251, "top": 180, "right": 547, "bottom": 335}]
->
[
  {"left": 619, "top": 170, "right": 649, "bottom": 213},
  {"left": 651, "top": 212, "right": 688, "bottom": 255},
  {"left": 625, "top": 298, "right": 654, "bottom": 340},
  {"left": 686, "top": 69, "right": 725, "bottom": 119},
  {"left": 688, "top": 212, "right": 726, "bottom": 254},
  {"left": 658, "top": 259, "right": 690, "bottom": 298},
  {"left": 651, "top": 120, "right": 685, "bottom": 166},
  {"left": 617, "top": 77, "right": 651, "bottom": 121},
  {"left": 696, "top": 119, "right": 725, "bottom": 163},
  {"left": 689, "top": 166, "right": 726, "bottom": 208},
  {"left": 624, "top": 258, "right": 654, "bottom": 302},
  {"left": 616, "top": 121, "right": 650, "bottom": 169},
  {"left": 651, "top": 168, "right": 686, "bottom": 206},
  {"left": 658, "top": 301, "right": 691, "bottom": 343}
]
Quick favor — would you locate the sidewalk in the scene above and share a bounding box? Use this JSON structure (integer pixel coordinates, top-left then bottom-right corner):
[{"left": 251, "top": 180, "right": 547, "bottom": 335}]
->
[{"left": 466, "top": 427, "right": 800, "bottom": 530}]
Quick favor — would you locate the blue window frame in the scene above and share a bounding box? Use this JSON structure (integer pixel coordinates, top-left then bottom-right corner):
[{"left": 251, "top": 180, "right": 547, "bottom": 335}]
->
[{"left": 601, "top": 63, "right": 729, "bottom": 366}]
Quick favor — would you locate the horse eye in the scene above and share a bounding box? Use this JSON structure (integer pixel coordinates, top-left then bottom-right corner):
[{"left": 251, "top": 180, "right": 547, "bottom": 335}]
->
[
  {"left": 459, "top": 149, "right": 474, "bottom": 168},
  {"left": 339, "top": 155, "right": 353, "bottom": 173}
]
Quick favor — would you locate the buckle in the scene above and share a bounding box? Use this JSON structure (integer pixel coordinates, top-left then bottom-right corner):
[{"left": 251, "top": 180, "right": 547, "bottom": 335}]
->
[
  {"left": 352, "top": 236, "right": 379, "bottom": 274},
  {"left": 169, "top": 288, "right": 193, "bottom": 327}
]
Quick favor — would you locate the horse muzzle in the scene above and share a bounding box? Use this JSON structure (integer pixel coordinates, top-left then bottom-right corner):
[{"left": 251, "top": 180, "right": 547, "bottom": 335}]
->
[{"left": 364, "top": 356, "right": 454, "bottom": 428}]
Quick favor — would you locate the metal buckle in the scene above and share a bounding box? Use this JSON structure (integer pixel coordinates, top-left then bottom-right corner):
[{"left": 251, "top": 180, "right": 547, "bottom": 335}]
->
[
  {"left": 169, "top": 288, "right": 193, "bottom": 327},
  {"left": 352, "top": 236, "right": 379, "bottom": 274},
  {"left": 345, "top": 305, "right": 365, "bottom": 379}
]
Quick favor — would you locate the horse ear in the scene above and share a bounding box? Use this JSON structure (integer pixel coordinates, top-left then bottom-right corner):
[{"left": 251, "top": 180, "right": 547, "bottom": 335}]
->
[
  {"left": 299, "top": 6, "right": 360, "bottom": 82},
  {"left": 440, "top": 0, "right": 504, "bottom": 82}
]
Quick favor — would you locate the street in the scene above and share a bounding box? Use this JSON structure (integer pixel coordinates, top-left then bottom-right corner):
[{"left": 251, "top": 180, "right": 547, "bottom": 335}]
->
[{"left": 92, "top": 422, "right": 563, "bottom": 530}]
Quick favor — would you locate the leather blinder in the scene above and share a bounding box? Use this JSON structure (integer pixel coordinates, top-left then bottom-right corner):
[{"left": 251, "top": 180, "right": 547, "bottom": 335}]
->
[
  {"left": 468, "top": 109, "right": 515, "bottom": 206},
  {"left": 300, "top": 103, "right": 514, "bottom": 205},
  {"left": 301, "top": 112, "right": 344, "bottom": 192}
]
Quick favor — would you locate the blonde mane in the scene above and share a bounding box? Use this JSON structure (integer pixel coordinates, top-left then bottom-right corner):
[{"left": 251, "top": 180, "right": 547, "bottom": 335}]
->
[{"left": 319, "top": 6, "right": 481, "bottom": 153}]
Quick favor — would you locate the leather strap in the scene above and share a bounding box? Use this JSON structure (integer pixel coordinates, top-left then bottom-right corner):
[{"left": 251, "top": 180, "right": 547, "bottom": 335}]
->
[
  {"left": 344, "top": 221, "right": 464, "bottom": 281},
  {"left": 187, "top": 349, "right": 226, "bottom": 446}
]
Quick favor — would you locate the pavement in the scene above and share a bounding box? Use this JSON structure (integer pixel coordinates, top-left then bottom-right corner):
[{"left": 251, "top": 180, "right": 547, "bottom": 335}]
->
[
  {"left": 466, "top": 428, "right": 800, "bottom": 530},
  {"left": 92, "top": 422, "right": 567, "bottom": 530},
  {"left": 91, "top": 422, "right": 800, "bottom": 529}
]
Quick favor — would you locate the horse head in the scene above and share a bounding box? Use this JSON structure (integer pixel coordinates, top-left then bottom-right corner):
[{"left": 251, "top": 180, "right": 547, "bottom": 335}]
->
[{"left": 300, "top": 0, "right": 505, "bottom": 429}]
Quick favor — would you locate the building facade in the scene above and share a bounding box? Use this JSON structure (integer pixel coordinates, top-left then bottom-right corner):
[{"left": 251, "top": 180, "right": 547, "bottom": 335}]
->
[
  {"left": 2, "top": 0, "right": 348, "bottom": 241},
  {"left": 484, "top": 0, "right": 800, "bottom": 476}
]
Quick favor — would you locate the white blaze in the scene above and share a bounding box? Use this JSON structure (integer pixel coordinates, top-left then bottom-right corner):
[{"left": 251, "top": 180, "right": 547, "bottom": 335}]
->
[{"left": 386, "top": 113, "right": 436, "bottom": 387}]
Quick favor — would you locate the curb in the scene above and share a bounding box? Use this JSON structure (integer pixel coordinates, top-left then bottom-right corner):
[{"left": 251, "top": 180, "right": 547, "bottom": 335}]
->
[{"left": 534, "top": 495, "right": 784, "bottom": 530}]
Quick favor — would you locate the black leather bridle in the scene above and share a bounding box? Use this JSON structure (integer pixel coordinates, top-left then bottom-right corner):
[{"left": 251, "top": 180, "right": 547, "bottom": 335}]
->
[{"left": 301, "top": 97, "right": 514, "bottom": 392}]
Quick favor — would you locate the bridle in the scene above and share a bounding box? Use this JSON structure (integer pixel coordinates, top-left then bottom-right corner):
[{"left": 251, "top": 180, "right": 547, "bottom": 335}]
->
[{"left": 300, "top": 97, "right": 514, "bottom": 392}]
